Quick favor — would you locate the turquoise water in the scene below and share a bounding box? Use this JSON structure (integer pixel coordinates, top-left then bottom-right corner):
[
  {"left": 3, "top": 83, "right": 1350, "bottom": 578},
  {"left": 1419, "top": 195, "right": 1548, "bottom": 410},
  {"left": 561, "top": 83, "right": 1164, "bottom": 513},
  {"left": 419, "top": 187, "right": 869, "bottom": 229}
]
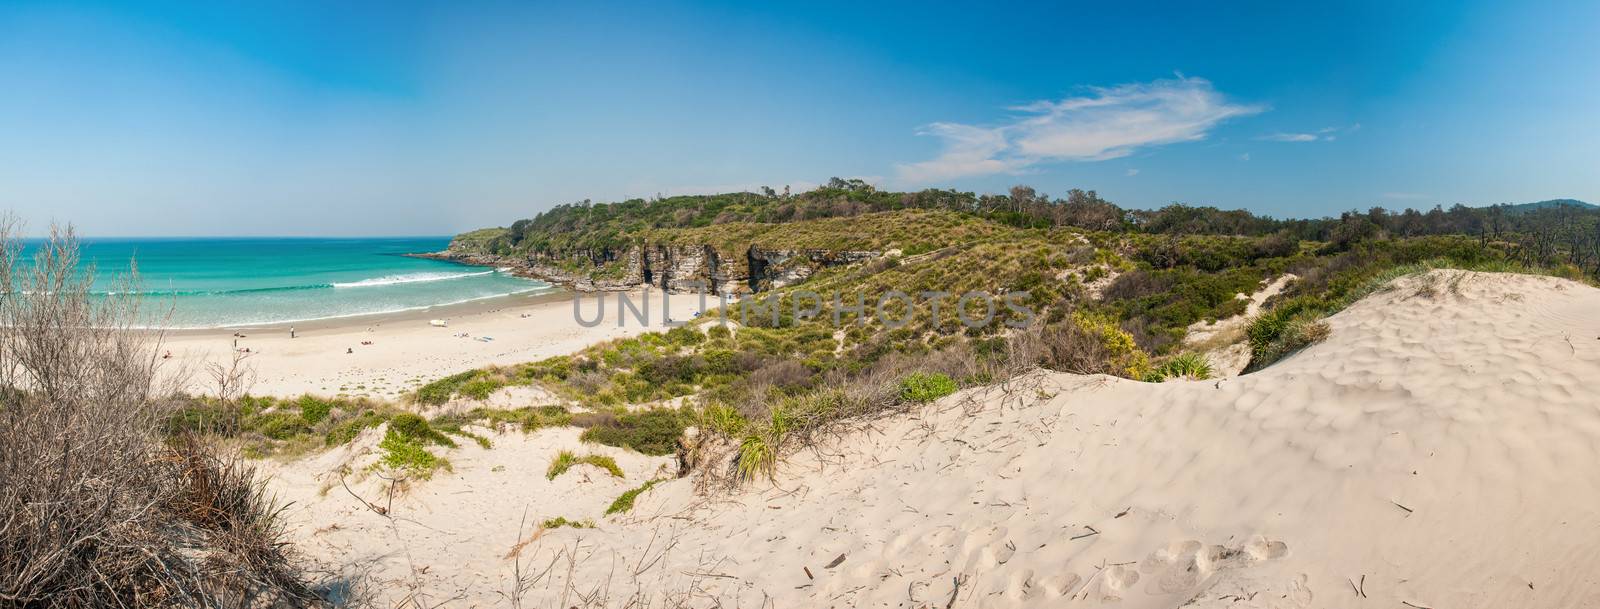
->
[{"left": 45, "top": 238, "right": 549, "bottom": 328}]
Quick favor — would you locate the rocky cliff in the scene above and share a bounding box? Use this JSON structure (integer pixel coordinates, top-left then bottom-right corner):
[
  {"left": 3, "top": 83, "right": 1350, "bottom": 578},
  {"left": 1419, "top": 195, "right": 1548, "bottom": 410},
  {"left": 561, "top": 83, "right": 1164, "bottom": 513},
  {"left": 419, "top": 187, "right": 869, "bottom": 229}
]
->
[{"left": 421, "top": 238, "right": 878, "bottom": 295}]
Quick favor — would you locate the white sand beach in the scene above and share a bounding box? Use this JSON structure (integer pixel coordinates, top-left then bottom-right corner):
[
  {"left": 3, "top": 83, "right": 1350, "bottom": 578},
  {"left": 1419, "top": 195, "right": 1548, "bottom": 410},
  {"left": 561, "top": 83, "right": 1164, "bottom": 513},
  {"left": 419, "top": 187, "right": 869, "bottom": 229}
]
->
[
  {"left": 261, "top": 270, "right": 1600, "bottom": 607},
  {"left": 160, "top": 288, "right": 711, "bottom": 399}
]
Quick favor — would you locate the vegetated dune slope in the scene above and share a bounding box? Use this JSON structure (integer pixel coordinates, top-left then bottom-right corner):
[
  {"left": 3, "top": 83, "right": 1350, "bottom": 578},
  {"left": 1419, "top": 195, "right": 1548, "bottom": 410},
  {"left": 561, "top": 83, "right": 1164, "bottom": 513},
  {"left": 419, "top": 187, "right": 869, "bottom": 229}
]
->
[{"left": 276, "top": 270, "right": 1600, "bottom": 608}]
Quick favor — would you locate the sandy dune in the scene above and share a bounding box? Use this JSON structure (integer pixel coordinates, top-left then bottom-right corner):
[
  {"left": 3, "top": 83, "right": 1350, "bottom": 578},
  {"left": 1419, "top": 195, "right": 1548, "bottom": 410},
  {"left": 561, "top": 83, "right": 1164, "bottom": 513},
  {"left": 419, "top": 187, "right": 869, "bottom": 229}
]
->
[{"left": 269, "top": 271, "right": 1600, "bottom": 607}]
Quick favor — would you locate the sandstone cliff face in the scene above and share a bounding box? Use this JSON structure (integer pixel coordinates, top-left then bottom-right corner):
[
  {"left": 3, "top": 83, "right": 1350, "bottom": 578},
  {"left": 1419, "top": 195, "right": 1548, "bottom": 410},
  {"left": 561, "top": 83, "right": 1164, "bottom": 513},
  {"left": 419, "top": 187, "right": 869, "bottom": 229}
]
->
[{"left": 425, "top": 239, "right": 878, "bottom": 294}]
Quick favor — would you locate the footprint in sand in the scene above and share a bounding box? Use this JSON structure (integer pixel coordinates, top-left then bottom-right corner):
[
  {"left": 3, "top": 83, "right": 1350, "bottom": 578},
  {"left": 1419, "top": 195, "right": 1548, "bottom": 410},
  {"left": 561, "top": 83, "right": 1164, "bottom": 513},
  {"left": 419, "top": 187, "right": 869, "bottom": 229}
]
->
[
  {"left": 991, "top": 539, "right": 1018, "bottom": 565},
  {"left": 1013, "top": 569, "right": 1040, "bottom": 601},
  {"left": 1245, "top": 537, "right": 1289, "bottom": 560},
  {"left": 1039, "top": 572, "right": 1082, "bottom": 597},
  {"left": 1138, "top": 537, "right": 1290, "bottom": 596},
  {"left": 1101, "top": 565, "right": 1140, "bottom": 600},
  {"left": 1141, "top": 540, "right": 1206, "bottom": 593}
]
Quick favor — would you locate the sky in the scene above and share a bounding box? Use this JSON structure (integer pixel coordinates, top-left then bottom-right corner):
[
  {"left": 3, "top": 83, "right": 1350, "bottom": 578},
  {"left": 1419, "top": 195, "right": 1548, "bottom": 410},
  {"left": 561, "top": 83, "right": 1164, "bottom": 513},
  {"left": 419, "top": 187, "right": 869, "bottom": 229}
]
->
[{"left": 1, "top": 0, "right": 1596, "bottom": 236}]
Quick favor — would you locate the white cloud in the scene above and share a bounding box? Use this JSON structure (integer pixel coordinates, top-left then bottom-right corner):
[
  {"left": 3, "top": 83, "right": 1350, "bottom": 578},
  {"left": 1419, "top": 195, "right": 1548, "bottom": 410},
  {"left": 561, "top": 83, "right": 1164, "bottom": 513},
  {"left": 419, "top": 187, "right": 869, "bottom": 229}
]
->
[
  {"left": 897, "top": 123, "right": 1022, "bottom": 182},
  {"left": 1259, "top": 123, "right": 1358, "bottom": 143},
  {"left": 896, "top": 76, "right": 1262, "bottom": 184},
  {"left": 1125, "top": 168, "right": 1140, "bottom": 177},
  {"left": 1239, "top": 152, "right": 1251, "bottom": 161},
  {"left": 1258, "top": 132, "right": 1318, "bottom": 142}
]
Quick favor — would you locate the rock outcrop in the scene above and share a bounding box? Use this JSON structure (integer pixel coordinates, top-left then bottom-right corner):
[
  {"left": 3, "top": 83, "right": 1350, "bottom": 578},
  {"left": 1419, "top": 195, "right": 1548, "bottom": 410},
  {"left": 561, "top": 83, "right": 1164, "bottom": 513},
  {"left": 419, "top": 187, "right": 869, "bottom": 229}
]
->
[{"left": 420, "top": 240, "right": 879, "bottom": 295}]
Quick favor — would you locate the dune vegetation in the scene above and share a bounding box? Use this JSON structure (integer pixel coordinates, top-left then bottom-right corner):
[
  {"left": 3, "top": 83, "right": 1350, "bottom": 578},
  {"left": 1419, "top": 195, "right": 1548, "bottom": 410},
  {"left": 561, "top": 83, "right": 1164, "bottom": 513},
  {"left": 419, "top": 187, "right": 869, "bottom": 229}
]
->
[{"left": 401, "top": 183, "right": 1596, "bottom": 485}]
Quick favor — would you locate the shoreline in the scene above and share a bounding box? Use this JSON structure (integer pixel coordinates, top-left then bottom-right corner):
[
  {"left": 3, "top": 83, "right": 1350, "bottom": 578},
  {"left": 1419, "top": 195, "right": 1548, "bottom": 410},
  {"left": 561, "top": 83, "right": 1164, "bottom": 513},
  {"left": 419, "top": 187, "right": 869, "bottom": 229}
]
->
[
  {"left": 159, "top": 287, "right": 712, "bottom": 399},
  {"left": 160, "top": 286, "right": 569, "bottom": 336}
]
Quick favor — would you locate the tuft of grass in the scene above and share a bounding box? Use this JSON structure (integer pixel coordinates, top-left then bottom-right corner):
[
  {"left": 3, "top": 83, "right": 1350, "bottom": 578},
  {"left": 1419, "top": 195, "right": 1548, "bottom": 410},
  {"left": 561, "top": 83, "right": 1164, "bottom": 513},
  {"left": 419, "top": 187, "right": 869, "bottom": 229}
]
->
[
  {"left": 700, "top": 402, "right": 747, "bottom": 437},
  {"left": 735, "top": 433, "right": 777, "bottom": 481},
  {"left": 1146, "top": 352, "right": 1213, "bottom": 382},
  {"left": 1245, "top": 308, "right": 1332, "bottom": 371},
  {"left": 605, "top": 478, "right": 664, "bottom": 515},
  {"left": 898, "top": 372, "right": 957, "bottom": 403},
  {"left": 540, "top": 516, "right": 595, "bottom": 529},
  {"left": 546, "top": 450, "right": 624, "bottom": 480}
]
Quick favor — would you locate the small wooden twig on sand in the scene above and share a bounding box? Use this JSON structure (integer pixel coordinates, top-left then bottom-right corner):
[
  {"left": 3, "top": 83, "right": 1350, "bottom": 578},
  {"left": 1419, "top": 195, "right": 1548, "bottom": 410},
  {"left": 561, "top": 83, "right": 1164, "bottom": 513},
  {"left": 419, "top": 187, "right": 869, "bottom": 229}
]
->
[
  {"left": 945, "top": 574, "right": 966, "bottom": 609},
  {"left": 1348, "top": 574, "right": 1366, "bottom": 598},
  {"left": 339, "top": 472, "right": 390, "bottom": 517}
]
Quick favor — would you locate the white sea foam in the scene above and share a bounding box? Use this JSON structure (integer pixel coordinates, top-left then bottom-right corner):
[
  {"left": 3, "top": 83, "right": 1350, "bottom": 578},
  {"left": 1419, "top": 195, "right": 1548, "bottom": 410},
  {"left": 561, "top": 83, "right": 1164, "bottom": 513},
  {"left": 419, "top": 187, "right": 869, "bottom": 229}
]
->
[{"left": 331, "top": 270, "right": 494, "bottom": 288}]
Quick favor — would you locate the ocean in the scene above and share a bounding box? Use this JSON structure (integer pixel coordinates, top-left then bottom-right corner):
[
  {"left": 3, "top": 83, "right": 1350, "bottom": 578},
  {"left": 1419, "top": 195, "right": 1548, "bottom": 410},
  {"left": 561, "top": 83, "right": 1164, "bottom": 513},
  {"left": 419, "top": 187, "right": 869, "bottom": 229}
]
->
[{"left": 43, "top": 237, "right": 550, "bottom": 328}]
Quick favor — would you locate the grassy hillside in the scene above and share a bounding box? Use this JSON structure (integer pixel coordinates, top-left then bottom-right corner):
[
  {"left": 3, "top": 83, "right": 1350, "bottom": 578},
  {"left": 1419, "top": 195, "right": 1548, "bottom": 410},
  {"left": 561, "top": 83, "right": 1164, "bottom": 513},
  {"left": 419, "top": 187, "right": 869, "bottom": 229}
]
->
[
  {"left": 414, "top": 196, "right": 1584, "bottom": 481},
  {"left": 447, "top": 182, "right": 1600, "bottom": 281}
]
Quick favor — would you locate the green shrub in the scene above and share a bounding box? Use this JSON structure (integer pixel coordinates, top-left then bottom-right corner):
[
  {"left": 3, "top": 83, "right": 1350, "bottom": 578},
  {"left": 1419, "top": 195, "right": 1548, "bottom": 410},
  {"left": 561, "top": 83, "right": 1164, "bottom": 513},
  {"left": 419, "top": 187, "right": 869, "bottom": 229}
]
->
[
  {"left": 578, "top": 409, "right": 684, "bottom": 456},
  {"left": 297, "top": 395, "right": 334, "bottom": 425},
  {"left": 898, "top": 372, "right": 957, "bottom": 403},
  {"left": 378, "top": 429, "right": 450, "bottom": 477},
  {"left": 250, "top": 411, "right": 310, "bottom": 440},
  {"left": 665, "top": 326, "right": 705, "bottom": 347},
  {"left": 387, "top": 413, "right": 456, "bottom": 448},
  {"left": 415, "top": 370, "right": 477, "bottom": 405},
  {"left": 459, "top": 377, "right": 504, "bottom": 401},
  {"left": 324, "top": 410, "right": 387, "bottom": 445},
  {"left": 546, "top": 450, "right": 624, "bottom": 480},
  {"left": 605, "top": 478, "right": 663, "bottom": 515}
]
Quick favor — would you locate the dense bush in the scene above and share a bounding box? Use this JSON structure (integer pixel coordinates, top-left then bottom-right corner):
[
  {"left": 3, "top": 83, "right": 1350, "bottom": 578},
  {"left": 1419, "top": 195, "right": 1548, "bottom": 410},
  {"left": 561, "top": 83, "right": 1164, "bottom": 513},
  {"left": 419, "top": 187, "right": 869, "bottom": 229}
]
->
[{"left": 579, "top": 409, "right": 686, "bottom": 455}]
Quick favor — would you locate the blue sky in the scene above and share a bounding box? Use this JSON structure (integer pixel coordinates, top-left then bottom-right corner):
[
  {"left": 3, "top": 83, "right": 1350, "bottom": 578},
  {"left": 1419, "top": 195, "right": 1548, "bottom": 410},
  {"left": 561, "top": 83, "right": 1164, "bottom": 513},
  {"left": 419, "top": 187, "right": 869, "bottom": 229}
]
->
[{"left": 1, "top": 0, "right": 1596, "bottom": 236}]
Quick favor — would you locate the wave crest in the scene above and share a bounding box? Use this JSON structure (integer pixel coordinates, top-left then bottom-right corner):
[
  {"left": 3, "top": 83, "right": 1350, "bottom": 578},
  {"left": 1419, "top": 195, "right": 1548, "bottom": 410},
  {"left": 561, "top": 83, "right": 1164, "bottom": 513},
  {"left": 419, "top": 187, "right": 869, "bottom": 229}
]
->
[{"left": 331, "top": 270, "right": 494, "bottom": 288}]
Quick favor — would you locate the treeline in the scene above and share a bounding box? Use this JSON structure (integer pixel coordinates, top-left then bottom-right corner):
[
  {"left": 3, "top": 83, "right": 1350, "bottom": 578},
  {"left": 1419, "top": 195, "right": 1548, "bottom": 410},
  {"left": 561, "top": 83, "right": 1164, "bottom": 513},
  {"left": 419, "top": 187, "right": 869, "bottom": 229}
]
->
[{"left": 485, "top": 178, "right": 1600, "bottom": 278}]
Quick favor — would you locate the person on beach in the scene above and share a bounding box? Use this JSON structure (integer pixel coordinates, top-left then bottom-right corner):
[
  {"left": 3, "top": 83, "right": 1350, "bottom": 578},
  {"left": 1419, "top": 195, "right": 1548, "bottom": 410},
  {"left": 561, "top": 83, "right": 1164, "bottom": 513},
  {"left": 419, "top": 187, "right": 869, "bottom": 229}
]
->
[{"left": 290, "top": 326, "right": 296, "bottom": 339}]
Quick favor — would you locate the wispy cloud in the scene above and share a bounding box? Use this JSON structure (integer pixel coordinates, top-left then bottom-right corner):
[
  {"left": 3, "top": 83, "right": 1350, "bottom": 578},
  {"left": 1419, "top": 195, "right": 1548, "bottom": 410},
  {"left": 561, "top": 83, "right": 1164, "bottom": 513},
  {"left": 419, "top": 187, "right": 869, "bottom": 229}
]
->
[
  {"left": 896, "top": 76, "right": 1262, "bottom": 183},
  {"left": 1258, "top": 123, "right": 1359, "bottom": 143},
  {"left": 1258, "top": 132, "right": 1318, "bottom": 142},
  {"left": 1125, "top": 168, "right": 1140, "bottom": 177}
]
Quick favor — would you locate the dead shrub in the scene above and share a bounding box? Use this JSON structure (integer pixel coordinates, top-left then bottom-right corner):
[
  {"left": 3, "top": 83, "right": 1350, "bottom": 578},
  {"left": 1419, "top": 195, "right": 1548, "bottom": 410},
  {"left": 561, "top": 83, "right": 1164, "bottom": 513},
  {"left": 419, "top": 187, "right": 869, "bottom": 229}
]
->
[
  {"left": 0, "top": 224, "right": 320, "bottom": 608},
  {"left": 1101, "top": 269, "right": 1174, "bottom": 301},
  {"left": 748, "top": 359, "right": 814, "bottom": 391},
  {"left": 1038, "top": 321, "right": 1116, "bottom": 375}
]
